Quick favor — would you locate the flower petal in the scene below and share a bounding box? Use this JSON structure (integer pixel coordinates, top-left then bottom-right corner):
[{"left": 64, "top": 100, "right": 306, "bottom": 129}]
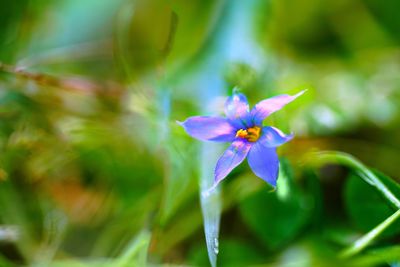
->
[
  {"left": 247, "top": 142, "right": 279, "bottom": 187},
  {"left": 225, "top": 92, "right": 251, "bottom": 128},
  {"left": 214, "top": 140, "right": 251, "bottom": 185},
  {"left": 178, "top": 116, "right": 236, "bottom": 142},
  {"left": 258, "top": 126, "right": 294, "bottom": 148},
  {"left": 250, "top": 90, "right": 306, "bottom": 125},
  {"left": 225, "top": 92, "right": 249, "bottom": 120}
]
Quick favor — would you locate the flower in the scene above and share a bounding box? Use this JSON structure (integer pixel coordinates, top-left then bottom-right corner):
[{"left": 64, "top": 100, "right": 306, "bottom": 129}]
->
[{"left": 178, "top": 90, "right": 305, "bottom": 188}]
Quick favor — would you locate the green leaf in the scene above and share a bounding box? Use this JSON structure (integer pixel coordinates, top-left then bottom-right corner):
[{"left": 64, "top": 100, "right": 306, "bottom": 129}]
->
[
  {"left": 349, "top": 245, "right": 400, "bottom": 267},
  {"left": 188, "top": 239, "right": 265, "bottom": 267},
  {"left": 309, "top": 151, "right": 400, "bottom": 209},
  {"left": 308, "top": 151, "right": 400, "bottom": 256},
  {"left": 217, "top": 239, "right": 265, "bottom": 267},
  {"left": 0, "top": 254, "right": 17, "bottom": 267},
  {"left": 344, "top": 170, "right": 400, "bottom": 237},
  {"left": 115, "top": 230, "right": 151, "bottom": 267},
  {"left": 239, "top": 159, "right": 311, "bottom": 249}
]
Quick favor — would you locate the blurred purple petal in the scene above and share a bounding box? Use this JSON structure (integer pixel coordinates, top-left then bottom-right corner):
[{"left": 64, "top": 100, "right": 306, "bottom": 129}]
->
[
  {"left": 225, "top": 92, "right": 251, "bottom": 128},
  {"left": 214, "top": 140, "right": 251, "bottom": 184},
  {"left": 178, "top": 116, "right": 236, "bottom": 142},
  {"left": 258, "top": 126, "right": 294, "bottom": 148},
  {"left": 247, "top": 143, "right": 279, "bottom": 187},
  {"left": 225, "top": 92, "right": 249, "bottom": 119},
  {"left": 250, "top": 90, "right": 305, "bottom": 125}
]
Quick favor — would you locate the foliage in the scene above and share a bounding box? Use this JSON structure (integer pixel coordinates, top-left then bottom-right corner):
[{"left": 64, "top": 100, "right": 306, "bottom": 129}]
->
[{"left": 1, "top": 0, "right": 400, "bottom": 266}]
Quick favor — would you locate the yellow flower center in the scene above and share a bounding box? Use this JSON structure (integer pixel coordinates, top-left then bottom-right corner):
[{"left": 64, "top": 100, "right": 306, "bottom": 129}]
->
[{"left": 235, "top": 126, "right": 261, "bottom": 142}]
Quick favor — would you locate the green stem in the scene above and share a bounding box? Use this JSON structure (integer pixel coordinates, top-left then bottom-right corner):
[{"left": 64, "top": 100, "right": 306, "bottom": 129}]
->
[
  {"left": 310, "top": 151, "right": 400, "bottom": 209},
  {"left": 308, "top": 151, "right": 400, "bottom": 257},
  {"left": 340, "top": 209, "right": 400, "bottom": 258}
]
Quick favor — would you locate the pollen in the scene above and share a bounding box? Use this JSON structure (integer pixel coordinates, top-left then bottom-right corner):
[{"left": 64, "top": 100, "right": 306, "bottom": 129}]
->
[
  {"left": 236, "top": 126, "right": 261, "bottom": 142},
  {"left": 236, "top": 129, "right": 248, "bottom": 138}
]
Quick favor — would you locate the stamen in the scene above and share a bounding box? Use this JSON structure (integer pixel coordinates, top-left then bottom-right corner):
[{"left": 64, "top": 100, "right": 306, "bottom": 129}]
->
[
  {"left": 236, "top": 129, "right": 248, "bottom": 138},
  {"left": 235, "top": 126, "right": 261, "bottom": 142}
]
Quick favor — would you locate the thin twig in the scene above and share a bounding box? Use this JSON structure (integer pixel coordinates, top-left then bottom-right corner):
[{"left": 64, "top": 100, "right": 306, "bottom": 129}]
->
[{"left": 0, "top": 61, "right": 124, "bottom": 97}]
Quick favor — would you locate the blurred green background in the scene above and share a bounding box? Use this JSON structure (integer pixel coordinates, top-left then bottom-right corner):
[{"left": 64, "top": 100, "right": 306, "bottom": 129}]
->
[{"left": 1, "top": 0, "right": 400, "bottom": 266}]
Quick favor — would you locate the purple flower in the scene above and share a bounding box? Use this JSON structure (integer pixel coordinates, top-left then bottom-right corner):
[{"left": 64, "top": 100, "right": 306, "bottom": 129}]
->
[{"left": 178, "top": 90, "right": 305, "bottom": 188}]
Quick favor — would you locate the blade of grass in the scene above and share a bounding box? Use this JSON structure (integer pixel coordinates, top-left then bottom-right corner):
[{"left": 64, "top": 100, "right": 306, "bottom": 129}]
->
[
  {"left": 340, "top": 209, "right": 400, "bottom": 258},
  {"left": 200, "top": 144, "right": 222, "bottom": 267},
  {"left": 115, "top": 230, "right": 151, "bottom": 267},
  {"left": 309, "top": 151, "right": 400, "bottom": 209},
  {"left": 349, "top": 245, "right": 400, "bottom": 267},
  {"left": 308, "top": 151, "right": 400, "bottom": 257}
]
